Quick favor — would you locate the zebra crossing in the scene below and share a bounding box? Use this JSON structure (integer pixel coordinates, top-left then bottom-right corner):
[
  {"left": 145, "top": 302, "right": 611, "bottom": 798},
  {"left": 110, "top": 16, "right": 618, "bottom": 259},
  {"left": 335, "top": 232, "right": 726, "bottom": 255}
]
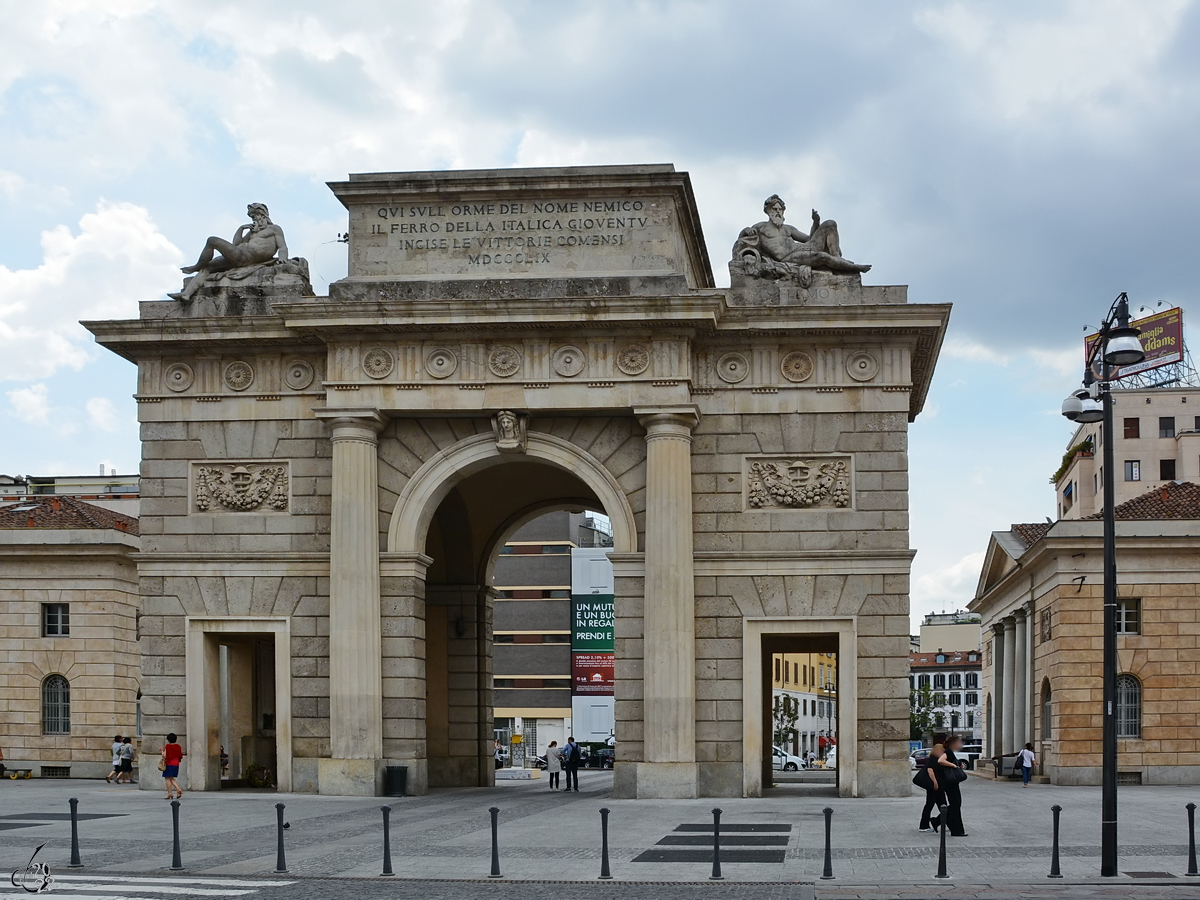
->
[{"left": 1, "top": 874, "right": 294, "bottom": 899}]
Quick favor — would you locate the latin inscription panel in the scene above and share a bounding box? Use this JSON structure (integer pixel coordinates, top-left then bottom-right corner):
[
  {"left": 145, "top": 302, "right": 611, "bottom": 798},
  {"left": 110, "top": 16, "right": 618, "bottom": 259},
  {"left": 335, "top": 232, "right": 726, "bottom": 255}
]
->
[{"left": 347, "top": 195, "right": 683, "bottom": 280}]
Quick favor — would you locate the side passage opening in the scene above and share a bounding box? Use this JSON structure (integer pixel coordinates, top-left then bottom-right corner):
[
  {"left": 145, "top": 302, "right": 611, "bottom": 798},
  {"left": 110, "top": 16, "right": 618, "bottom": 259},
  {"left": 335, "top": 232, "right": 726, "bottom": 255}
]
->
[{"left": 762, "top": 634, "right": 838, "bottom": 795}]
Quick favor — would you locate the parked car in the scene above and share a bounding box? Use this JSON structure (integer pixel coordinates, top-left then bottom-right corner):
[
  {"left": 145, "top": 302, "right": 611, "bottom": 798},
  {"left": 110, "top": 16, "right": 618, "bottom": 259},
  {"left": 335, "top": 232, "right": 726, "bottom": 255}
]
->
[
  {"left": 772, "top": 747, "right": 804, "bottom": 771},
  {"left": 910, "top": 748, "right": 933, "bottom": 769},
  {"left": 595, "top": 748, "right": 615, "bottom": 769}
]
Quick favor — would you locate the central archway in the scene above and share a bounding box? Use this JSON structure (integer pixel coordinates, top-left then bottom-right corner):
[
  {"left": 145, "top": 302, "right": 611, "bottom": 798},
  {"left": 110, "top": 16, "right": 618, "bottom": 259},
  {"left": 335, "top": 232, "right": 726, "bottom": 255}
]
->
[{"left": 386, "top": 430, "right": 638, "bottom": 788}]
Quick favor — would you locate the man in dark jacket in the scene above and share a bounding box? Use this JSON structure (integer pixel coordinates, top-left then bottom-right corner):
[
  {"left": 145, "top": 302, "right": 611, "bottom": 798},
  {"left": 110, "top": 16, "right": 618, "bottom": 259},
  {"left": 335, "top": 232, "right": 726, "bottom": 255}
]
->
[{"left": 563, "top": 737, "right": 581, "bottom": 792}]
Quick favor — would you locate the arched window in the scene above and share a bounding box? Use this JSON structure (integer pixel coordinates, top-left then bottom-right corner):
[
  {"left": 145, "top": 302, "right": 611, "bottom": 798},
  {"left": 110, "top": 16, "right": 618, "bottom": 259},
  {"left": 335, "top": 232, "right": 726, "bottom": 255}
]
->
[
  {"left": 42, "top": 675, "right": 70, "bottom": 734},
  {"left": 1116, "top": 674, "right": 1141, "bottom": 738},
  {"left": 1041, "top": 679, "right": 1052, "bottom": 740}
]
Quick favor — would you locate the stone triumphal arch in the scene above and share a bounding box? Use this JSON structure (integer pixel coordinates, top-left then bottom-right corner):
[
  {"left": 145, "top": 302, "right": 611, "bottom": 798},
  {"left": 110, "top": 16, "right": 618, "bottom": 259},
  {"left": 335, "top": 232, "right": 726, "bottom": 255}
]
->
[{"left": 88, "top": 165, "right": 948, "bottom": 798}]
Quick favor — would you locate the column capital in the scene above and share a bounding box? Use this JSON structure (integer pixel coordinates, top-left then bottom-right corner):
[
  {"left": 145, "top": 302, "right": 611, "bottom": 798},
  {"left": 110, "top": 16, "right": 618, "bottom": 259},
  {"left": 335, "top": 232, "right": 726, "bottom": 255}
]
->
[
  {"left": 635, "top": 406, "right": 699, "bottom": 438},
  {"left": 316, "top": 408, "right": 387, "bottom": 443},
  {"left": 1001, "top": 616, "right": 1016, "bottom": 632}
]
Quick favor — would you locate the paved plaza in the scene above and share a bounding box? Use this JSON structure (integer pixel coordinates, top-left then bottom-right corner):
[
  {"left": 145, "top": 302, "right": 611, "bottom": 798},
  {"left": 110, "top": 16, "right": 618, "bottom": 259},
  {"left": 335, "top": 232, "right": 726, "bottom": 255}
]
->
[{"left": 1, "top": 772, "right": 1198, "bottom": 899}]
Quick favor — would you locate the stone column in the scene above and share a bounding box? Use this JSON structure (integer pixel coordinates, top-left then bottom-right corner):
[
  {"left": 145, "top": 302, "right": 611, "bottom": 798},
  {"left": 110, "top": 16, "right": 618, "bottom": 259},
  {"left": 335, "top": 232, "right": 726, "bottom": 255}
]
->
[
  {"left": 323, "top": 411, "right": 386, "bottom": 795},
  {"left": 1013, "top": 608, "right": 1028, "bottom": 749},
  {"left": 1001, "top": 616, "right": 1017, "bottom": 756},
  {"left": 636, "top": 408, "right": 698, "bottom": 798},
  {"left": 991, "top": 624, "right": 1005, "bottom": 758}
]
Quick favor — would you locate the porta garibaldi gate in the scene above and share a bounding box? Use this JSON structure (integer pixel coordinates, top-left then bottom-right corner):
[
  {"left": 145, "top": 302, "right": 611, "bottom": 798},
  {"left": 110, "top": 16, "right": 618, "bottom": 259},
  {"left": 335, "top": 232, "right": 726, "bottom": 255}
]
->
[{"left": 87, "top": 165, "right": 948, "bottom": 799}]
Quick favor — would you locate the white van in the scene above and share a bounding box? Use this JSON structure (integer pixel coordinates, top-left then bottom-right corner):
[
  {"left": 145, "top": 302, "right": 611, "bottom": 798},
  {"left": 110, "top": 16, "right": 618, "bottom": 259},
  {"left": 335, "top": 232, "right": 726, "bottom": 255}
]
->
[{"left": 824, "top": 746, "right": 838, "bottom": 769}]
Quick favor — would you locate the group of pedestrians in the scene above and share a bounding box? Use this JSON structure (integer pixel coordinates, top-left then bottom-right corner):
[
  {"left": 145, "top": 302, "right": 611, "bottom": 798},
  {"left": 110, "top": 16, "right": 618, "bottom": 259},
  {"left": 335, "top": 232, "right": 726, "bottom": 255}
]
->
[
  {"left": 914, "top": 734, "right": 1039, "bottom": 836},
  {"left": 104, "top": 735, "right": 136, "bottom": 784},
  {"left": 543, "top": 737, "right": 581, "bottom": 791}
]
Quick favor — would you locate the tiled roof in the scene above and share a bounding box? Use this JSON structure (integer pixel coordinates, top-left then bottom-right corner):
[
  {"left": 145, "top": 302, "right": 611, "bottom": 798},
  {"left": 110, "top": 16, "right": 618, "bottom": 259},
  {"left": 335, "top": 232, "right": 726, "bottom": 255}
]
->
[
  {"left": 0, "top": 496, "right": 139, "bottom": 534},
  {"left": 910, "top": 651, "right": 981, "bottom": 668},
  {"left": 1085, "top": 481, "right": 1200, "bottom": 521},
  {"left": 1011, "top": 522, "right": 1053, "bottom": 547}
]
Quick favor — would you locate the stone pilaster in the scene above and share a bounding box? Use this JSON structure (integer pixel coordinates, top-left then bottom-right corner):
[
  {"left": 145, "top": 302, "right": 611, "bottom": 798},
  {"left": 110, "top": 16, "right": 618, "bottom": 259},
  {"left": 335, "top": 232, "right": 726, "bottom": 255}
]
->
[
  {"left": 992, "top": 623, "right": 1006, "bottom": 757},
  {"left": 636, "top": 407, "right": 699, "bottom": 798},
  {"left": 1001, "top": 616, "right": 1017, "bottom": 756},
  {"left": 321, "top": 411, "right": 386, "bottom": 794}
]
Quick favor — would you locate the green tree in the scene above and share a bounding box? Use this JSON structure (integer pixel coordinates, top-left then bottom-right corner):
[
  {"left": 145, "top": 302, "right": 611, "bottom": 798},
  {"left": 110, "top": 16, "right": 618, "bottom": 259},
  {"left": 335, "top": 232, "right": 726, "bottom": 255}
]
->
[
  {"left": 910, "top": 684, "right": 946, "bottom": 741},
  {"left": 772, "top": 695, "right": 799, "bottom": 748}
]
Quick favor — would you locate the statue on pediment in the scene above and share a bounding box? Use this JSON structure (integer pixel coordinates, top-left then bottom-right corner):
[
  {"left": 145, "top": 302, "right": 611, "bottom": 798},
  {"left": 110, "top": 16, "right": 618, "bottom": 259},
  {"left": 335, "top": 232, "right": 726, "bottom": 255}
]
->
[
  {"left": 730, "top": 194, "right": 870, "bottom": 288},
  {"left": 170, "top": 203, "right": 311, "bottom": 302}
]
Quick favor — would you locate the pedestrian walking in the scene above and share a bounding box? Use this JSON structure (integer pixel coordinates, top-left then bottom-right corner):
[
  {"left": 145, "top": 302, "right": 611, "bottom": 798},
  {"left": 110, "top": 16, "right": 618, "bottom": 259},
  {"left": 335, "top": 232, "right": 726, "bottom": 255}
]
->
[
  {"left": 117, "top": 736, "right": 136, "bottom": 783},
  {"left": 161, "top": 733, "right": 185, "bottom": 800},
  {"left": 1018, "top": 742, "right": 1036, "bottom": 787},
  {"left": 493, "top": 739, "right": 504, "bottom": 770},
  {"left": 545, "top": 740, "right": 562, "bottom": 791},
  {"left": 563, "top": 736, "right": 581, "bottom": 792},
  {"left": 929, "top": 734, "right": 969, "bottom": 837},
  {"left": 105, "top": 734, "right": 123, "bottom": 783},
  {"left": 916, "top": 733, "right": 947, "bottom": 832}
]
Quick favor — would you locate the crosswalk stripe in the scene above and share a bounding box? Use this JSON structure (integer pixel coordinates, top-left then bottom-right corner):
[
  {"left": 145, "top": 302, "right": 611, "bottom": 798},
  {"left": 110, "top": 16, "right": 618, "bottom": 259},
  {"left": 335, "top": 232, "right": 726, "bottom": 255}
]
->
[
  {"left": 3, "top": 895, "right": 240, "bottom": 900},
  {"left": 13, "top": 886, "right": 255, "bottom": 897},
  {"left": 52, "top": 876, "right": 292, "bottom": 888}
]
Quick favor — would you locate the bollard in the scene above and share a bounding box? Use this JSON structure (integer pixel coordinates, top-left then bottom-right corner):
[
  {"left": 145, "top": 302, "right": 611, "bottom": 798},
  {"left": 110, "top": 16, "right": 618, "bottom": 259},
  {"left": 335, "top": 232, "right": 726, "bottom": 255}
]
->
[
  {"left": 68, "top": 797, "right": 83, "bottom": 868},
  {"left": 488, "top": 807, "right": 502, "bottom": 878},
  {"left": 934, "top": 803, "right": 950, "bottom": 879},
  {"left": 1048, "top": 805, "right": 1062, "bottom": 878},
  {"left": 170, "top": 800, "right": 183, "bottom": 871},
  {"left": 381, "top": 805, "right": 394, "bottom": 877},
  {"left": 1187, "top": 802, "right": 1198, "bottom": 877},
  {"left": 274, "top": 803, "right": 287, "bottom": 874},
  {"left": 710, "top": 808, "right": 723, "bottom": 881},
  {"left": 599, "top": 807, "right": 612, "bottom": 880},
  {"left": 820, "top": 807, "right": 834, "bottom": 880}
]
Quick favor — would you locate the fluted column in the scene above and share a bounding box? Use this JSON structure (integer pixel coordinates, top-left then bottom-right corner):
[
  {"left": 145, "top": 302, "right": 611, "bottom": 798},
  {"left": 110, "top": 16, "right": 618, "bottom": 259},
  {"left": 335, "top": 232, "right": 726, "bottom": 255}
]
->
[
  {"left": 637, "top": 408, "right": 698, "bottom": 798},
  {"left": 327, "top": 412, "right": 386, "bottom": 782},
  {"left": 1001, "top": 616, "right": 1017, "bottom": 755},
  {"left": 1014, "top": 609, "right": 1028, "bottom": 749}
]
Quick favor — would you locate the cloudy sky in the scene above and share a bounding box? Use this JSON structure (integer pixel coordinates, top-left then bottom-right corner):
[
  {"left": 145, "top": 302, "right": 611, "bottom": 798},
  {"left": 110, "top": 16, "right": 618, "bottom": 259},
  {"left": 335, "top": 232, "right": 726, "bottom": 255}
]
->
[{"left": 3, "top": 1, "right": 1198, "bottom": 628}]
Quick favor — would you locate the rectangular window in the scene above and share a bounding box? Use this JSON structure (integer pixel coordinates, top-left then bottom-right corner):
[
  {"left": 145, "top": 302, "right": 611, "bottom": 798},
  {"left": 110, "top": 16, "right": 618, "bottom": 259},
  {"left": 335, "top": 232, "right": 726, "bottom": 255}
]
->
[
  {"left": 918, "top": 674, "right": 930, "bottom": 688},
  {"left": 948, "top": 693, "right": 962, "bottom": 706},
  {"left": 774, "top": 658, "right": 781, "bottom": 681},
  {"left": 966, "top": 712, "right": 975, "bottom": 729},
  {"left": 42, "top": 604, "right": 69, "bottom": 637},
  {"left": 1115, "top": 599, "right": 1141, "bottom": 635},
  {"left": 1161, "top": 458, "right": 1176, "bottom": 480},
  {"left": 1123, "top": 418, "right": 1140, "bottom": 439},
  {"left": 965, "top": 672, "right": 979, "bottom": 689},
  {"left": 965, "top": 692, "right": 979, "bottom": 706},
  {"left": 933, "top": 693, "right": 946, "bottom": 706},
  {"left": 1160, "top": 417, "right": 1176, "bottom": 438},
  {"left": 1124, "top": 460, "right": 1140, "bottom": 481},
  {"left": 1195, "top": 415, "right": 1200, "bottom": 432},
  {"left": 794, "top": 662, "right": 799, "bottom": 684},
  {"left": 948, "top": 673, "right": 962, "bottom": 689}
]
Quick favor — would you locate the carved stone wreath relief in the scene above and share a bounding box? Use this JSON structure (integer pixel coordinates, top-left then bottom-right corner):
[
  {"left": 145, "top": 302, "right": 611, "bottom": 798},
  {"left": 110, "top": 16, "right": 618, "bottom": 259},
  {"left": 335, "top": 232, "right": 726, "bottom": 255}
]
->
[
  {"left": 615, "top": 344, "right": 650, "bottom": 376},
  {"left": 283, "top": 360, "right": 315, "bottom": 390},
  {"left": 780, "top": 351, "right": 814, "bottom": 383},
  {"left": 745, "top": 456, "right": 852, "bottom": 509},
  {"left": 194, "top": 463, "right": 289, "bottom": 513}
]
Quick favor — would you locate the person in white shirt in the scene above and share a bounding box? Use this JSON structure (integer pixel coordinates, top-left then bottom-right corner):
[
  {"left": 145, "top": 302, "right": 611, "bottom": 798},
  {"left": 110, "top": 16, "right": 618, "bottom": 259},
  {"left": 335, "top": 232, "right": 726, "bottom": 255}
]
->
[
  {"left": 105, "top": 735, "right": 123, "bottom": 783},
  {"left": 1018, "top": 742, "right": 1036, "bottom": 787}
]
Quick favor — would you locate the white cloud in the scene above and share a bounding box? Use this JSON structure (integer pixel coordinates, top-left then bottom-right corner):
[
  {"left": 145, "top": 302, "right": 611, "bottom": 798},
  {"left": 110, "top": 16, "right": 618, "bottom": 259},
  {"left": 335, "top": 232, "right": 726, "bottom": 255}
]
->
[
  {"left": 85, "top": 396, "right": 119, "bottom": 432},
  {"left": 0, "top": 201, "right": 182, "bottom": 381},
  {"left": 7, "top": 383, "right": 50, "bottom": 424},
  {"left": 913, "top": 550, "right": 987, "bottom": 613}
]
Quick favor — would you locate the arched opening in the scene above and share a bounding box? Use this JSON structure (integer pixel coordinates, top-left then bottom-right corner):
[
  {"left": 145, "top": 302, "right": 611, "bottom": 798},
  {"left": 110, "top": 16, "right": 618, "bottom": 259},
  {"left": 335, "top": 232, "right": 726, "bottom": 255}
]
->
[
  {"left": 390, "top": 432, "right": 633, "bottom": 790},
  {"left": 1116, "top": 674, "right": 1141, "bottom": 739},
  {"left": 42, "top": 675, "right": 70, "bottom": 735},
  {"left": 1040, "top": 678, "right": 1052, "bottom": 741}
]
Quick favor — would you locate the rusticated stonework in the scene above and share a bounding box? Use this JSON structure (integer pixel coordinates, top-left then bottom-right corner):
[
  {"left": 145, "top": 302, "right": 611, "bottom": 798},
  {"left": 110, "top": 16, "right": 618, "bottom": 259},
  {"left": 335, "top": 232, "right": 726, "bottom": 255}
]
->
[
  {"left": 745, "top": 455, "right": 853, "bottom": 509},
  {"left": 194, "top": 462, "right": 290, "bottom": 512}
]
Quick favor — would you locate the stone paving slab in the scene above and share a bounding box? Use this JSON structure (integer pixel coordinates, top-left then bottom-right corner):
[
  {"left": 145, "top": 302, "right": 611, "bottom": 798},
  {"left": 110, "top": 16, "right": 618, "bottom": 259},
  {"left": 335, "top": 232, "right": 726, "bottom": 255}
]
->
[{"left": 0, "top": 771, "right": 1197, "bottom": 891}]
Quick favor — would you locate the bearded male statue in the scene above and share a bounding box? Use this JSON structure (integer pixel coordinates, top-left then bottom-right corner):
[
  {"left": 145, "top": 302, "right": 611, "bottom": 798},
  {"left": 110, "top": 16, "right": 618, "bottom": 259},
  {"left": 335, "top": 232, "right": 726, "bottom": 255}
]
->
[
  {"left": 731, "top": 195, "right": 870, "bottom": 284},
  {"left": 170, "top": 203, "right": 294, "bottom": 302}
]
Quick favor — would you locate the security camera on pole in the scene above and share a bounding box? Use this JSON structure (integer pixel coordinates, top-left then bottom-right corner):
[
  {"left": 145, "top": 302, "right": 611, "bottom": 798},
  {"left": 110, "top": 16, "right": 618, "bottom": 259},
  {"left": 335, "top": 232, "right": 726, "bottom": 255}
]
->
[{"left": 1060, "top": 292, "right": 1146, "bottom": 878}]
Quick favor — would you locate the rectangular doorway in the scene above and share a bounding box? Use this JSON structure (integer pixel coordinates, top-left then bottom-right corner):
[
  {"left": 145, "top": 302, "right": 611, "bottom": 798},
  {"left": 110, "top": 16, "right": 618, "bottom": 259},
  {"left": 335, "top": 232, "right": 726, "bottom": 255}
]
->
[
  {"left": 743, "top": 617, "right": 857, "bottom": 798},
  {"left": 186, "top": 617, "right": 292, "bottom": 792}
]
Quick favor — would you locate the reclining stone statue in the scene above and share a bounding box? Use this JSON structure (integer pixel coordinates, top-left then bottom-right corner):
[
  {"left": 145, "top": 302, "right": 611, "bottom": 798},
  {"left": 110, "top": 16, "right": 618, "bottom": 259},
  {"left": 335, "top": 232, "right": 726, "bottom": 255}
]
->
[
  {"left": 730, "top": 194, "right": 869, "bottom": 288},
  {"left": 170, "top": 203, "right": 308, "bottom": 302}
]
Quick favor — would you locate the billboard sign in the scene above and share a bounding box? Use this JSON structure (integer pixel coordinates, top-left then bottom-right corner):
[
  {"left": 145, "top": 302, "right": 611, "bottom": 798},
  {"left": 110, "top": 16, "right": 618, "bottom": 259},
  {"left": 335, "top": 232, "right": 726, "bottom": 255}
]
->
[
  {"left": 571, "top": 595, "right": 614, "bottom": 652},
  {"left": 571, "top": 653, "right": 614, "bottom": 695},
  {"left": 1087, "top": 307, "right": 1183, "bottom": 380}
]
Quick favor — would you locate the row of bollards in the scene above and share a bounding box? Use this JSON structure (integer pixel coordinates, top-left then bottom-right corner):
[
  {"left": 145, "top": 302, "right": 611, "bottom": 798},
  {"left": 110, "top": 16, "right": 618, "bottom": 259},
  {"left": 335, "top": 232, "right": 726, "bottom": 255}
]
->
[{"left": 59, "top": 794, "right": 1200, "bottom": 880}]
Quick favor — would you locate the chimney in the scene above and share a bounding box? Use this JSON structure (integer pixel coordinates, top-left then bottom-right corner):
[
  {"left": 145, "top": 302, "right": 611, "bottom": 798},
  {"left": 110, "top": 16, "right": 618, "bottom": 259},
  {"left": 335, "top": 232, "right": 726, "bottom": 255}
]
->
[
  {"left": 50, "top": 497, "right": 61, "bottom": 512},
  {"left": 1161, "top": 485, "right": 1169, "bottom": 502}
]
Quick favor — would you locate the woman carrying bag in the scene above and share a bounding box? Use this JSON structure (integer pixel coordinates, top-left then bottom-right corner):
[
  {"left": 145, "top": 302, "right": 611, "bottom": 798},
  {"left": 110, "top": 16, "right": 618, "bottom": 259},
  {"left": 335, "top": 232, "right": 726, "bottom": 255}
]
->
[
  {"left": 915, "top": 733, "right": 946, "bottom": 832},
  {"left": 930, "top": 734, "right": 969, "bottom": 836}
]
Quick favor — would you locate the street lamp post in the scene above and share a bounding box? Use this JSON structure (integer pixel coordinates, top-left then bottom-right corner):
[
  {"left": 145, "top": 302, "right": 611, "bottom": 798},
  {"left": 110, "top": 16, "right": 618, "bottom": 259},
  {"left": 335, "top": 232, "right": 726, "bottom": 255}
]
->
[{"left": 1061, "top": 292, "right": 1145, "bottom": 878}]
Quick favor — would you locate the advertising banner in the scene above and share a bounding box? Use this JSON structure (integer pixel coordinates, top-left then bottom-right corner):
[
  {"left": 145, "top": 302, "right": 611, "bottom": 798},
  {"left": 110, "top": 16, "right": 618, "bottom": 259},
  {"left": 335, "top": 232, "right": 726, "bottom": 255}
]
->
[
  {"left": 571, "top": 653, "right": 615, "bottom": 695},
  {"left": 1087, "top": 307, "right": 1183, "bottom": 380},
  {"left": 571, "top": 595, "right": 614, "bottom": 652}
]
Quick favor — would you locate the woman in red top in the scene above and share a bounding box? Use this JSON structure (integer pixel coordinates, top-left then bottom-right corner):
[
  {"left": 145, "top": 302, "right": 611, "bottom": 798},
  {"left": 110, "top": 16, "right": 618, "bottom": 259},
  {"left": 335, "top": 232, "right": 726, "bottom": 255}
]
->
[{"left": 161, "top": 733, "right": 184, "bottom": 800}]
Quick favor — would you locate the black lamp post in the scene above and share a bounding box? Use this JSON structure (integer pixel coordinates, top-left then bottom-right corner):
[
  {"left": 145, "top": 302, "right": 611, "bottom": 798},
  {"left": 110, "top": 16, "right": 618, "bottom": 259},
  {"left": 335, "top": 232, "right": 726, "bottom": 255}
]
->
[{"left": 1060, "top": 292, "right": 1145, "bottom": 877}]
